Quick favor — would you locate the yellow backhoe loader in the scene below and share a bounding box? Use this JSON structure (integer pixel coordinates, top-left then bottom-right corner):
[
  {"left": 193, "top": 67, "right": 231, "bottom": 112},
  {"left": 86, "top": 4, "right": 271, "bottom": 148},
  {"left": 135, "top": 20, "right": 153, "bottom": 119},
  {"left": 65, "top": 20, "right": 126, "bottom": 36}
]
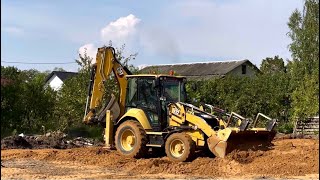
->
[{"left": 83, "top": 46, "right": 277, "bottom": 162}]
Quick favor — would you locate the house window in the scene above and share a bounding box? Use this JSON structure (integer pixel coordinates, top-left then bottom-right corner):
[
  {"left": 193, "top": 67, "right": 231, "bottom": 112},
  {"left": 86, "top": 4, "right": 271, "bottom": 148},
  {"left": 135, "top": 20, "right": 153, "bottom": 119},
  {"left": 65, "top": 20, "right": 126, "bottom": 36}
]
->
[{"left": 242, "top": 65, "right": 247, "bottom": 74}]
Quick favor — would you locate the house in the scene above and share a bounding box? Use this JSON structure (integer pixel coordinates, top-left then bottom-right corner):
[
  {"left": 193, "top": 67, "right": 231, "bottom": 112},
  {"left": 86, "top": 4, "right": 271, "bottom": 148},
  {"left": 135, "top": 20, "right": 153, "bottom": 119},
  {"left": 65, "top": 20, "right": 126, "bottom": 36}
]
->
[
  {"left": 45, "top": 71, "right": 78, "bottom": 90},
  {"left": 140, "top": 59, "right": 260, "bottom": 80}
]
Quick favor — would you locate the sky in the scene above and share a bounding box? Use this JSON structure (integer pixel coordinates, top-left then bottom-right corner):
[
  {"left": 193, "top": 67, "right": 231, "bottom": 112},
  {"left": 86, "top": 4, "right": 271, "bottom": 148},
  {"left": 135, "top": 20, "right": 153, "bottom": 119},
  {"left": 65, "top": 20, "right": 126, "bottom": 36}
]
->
[{"left": 1, "top": 0, "right": 304, "bottom": 72}]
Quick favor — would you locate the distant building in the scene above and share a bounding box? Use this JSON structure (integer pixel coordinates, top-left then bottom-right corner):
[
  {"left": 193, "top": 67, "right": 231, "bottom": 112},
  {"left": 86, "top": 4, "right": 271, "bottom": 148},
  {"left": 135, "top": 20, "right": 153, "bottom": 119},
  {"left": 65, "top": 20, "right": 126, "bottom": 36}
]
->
[
  {"left": 140, "top": 60, "right": 260, "bottom": 80},
  {"left": 44, "top": 71, "right": 78, "bottom": 90}
]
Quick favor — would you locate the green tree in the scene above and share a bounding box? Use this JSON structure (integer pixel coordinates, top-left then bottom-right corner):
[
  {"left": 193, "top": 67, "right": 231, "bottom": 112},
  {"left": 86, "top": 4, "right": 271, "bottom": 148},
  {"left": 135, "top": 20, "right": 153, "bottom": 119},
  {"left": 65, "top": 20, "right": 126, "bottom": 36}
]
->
[
  {"left": 186, "top": 73, "right": 290, "bottom": 128},
  {"left": 287, "top": 0, "right": 319, "bottom": 119},
  {"left": 20, "top": 72, "right": 57, "bottom": 133},
  {"left": 1, "top": 66, "right": 57, "bottom": 137},
  {"left": 53, "top": 67, "right": 66, "bottom": 72},
  {"left": 260, "top": 56, "right": 286, "bottom": 74},
  {"left": 1, "top": 66, "right": 24, "bottom": 137}
]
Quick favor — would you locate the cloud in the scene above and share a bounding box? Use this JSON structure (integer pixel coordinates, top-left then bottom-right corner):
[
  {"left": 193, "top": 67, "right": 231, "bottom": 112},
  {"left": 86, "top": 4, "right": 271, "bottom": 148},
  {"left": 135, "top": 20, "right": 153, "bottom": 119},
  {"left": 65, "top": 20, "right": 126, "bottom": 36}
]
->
[
  {"left": 79, "top": 14, "right": 141, "bottom": 62},
  {"left": 139, "top": 27, "right": 180, "bottom": 63},
  {"left": 101, "top": 14, "right": 141, "bottom": 45},
  {"left": 2, "top": 26, "right": 24, "bottom": 36},
  {"left": 77, "top": 0, "right": 302, "bottom": 67},
  {"left": 78, "top": 43, "right": 98, "bottom": 63},
  {"left": 157, "top": 0, "right": 303, "bottom": 66}
]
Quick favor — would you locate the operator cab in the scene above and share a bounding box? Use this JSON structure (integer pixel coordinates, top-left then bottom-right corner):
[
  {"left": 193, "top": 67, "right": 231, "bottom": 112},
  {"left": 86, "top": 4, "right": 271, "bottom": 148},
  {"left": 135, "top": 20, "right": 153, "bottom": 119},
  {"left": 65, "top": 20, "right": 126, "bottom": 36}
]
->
[{"left": 125, "top": 75, "right": 187, "bottom": 131}]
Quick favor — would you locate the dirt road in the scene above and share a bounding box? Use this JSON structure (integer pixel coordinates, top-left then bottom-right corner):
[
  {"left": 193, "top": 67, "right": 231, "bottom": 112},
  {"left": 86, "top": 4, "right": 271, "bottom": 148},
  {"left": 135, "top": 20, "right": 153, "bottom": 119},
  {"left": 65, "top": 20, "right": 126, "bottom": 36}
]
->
[{"left": 1, "top": 138, "right": 319, "bottom": 179}]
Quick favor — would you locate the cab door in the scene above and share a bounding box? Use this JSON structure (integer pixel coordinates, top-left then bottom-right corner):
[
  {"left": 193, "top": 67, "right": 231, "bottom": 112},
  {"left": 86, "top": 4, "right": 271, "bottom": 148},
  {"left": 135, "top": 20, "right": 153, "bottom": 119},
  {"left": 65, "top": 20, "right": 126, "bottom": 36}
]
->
[{"left": 125, "top": 77, "right": 162, "bottom": 131}]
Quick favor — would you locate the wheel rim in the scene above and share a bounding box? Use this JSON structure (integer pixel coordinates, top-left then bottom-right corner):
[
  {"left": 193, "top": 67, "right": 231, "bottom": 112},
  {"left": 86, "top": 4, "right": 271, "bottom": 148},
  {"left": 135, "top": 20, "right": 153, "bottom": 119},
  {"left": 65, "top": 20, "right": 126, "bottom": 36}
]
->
[
  {"left": 170, "top": 139, "right": 185, "bottom": 158},
  {"left": 120, "top": 129, "right": 136, "bottom": 151}
]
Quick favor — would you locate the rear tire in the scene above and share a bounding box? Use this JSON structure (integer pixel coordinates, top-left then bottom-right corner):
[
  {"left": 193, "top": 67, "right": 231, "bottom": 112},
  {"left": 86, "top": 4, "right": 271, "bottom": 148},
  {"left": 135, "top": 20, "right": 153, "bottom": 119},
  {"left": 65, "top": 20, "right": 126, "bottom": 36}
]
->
[
  {"left": 165, "top": 133, "right": 195, "bottom": 162},
  {"left": 115, "top": 120, "right": 148, "bottom": 158}
]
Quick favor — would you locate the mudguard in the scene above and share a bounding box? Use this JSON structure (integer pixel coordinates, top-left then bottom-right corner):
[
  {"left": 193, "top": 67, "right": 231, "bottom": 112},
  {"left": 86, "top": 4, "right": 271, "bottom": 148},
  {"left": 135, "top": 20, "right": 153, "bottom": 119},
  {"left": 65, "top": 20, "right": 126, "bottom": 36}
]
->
[{"left": 116, "top": 108, "right": 152, "bottom": 130}]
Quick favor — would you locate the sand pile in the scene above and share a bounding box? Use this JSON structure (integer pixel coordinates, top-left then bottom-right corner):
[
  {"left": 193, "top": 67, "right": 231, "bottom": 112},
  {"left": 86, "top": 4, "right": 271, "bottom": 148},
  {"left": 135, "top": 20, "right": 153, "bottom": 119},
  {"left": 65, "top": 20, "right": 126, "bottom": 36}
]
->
[{"left": 2, "top": 138, "right": 318, "bottom": 178}]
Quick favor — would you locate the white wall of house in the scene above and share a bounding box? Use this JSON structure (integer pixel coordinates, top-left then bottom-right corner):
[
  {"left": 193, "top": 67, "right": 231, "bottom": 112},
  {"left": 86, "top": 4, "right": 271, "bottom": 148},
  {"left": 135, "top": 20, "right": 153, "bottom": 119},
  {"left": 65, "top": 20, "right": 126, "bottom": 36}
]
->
[
  {"left": 228, "top": 62, "right": 257, "bottom": 77},
  {"left": 46, "top": 75, "right": 63, "bottom": 91}
]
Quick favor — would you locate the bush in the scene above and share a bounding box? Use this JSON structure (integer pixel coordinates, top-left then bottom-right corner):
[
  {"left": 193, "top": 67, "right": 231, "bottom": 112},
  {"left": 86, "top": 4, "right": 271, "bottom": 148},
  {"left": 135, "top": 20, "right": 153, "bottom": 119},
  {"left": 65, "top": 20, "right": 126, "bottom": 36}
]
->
[{"left": 276, "top": 122, "right": 294, "bottom": 134}]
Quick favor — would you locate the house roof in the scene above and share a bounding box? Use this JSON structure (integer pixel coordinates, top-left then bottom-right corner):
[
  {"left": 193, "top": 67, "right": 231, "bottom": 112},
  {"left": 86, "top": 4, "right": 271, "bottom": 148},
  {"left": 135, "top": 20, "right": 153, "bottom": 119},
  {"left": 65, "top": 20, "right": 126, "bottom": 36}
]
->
[
  {"left": 140, "top": 59, "right": 259, "bottom": 78},
  {"left": 45, "top": 71, "right": 78, "bottom": 83}
]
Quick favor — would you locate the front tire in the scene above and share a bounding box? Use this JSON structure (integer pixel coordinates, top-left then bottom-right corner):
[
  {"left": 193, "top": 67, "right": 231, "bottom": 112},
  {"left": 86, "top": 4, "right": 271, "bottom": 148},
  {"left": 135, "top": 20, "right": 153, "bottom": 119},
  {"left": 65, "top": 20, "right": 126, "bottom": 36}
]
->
[
  {"left": 165, "top": 133, "right": 195, "bottom": 162},
  {"left": 115, "top": 120, "right": 148, "bottom": 158}
]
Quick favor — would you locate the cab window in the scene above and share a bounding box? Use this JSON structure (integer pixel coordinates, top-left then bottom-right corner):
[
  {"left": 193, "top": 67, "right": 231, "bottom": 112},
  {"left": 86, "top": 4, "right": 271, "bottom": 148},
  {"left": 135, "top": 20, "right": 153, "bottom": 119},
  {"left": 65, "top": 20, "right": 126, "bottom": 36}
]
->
[{"left": 163, "top": 79, "right": 186, "bottom": 102}]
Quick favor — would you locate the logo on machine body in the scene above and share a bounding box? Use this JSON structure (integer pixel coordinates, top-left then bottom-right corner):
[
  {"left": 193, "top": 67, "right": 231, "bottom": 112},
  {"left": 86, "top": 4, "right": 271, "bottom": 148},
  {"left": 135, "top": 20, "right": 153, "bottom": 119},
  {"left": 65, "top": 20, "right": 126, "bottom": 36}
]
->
[
  {"left": 172, "top": 108, "right": 180, "bottom": 116},
  {"left": 117, "top": 67, "right": 124, "bottom": 77}
]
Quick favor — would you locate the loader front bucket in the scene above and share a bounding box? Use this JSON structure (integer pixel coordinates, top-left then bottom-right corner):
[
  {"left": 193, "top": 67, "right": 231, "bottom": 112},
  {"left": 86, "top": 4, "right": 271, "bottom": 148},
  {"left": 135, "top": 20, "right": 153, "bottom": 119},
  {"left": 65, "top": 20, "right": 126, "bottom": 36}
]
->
[
  {"left": 226, "top": 129, "right": 276, "bottom": 154},
  {"left": 207, "top": 112, "right": 277, "bottom": 158},
  {"left": 207, "top": 129, "right": 276, "bottom": 158},
  {"left": 224, "top": 113, "right": 277, "bottom": 154}
]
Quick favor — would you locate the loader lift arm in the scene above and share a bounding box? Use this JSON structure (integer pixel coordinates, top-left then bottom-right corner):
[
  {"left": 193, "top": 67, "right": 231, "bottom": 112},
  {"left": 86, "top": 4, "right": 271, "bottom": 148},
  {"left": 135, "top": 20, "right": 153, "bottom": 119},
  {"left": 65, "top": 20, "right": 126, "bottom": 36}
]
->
[{"left": 83, "top": 46, "right": 132, "bottom": 125}]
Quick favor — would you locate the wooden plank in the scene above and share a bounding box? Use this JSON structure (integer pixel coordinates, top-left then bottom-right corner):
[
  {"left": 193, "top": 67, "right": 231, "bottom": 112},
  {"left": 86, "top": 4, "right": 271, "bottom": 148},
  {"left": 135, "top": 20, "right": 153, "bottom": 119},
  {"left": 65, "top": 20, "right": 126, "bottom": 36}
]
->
[
  {"left": 296, "top": 131, "right": 318, "bottom": 133},
  {"left": 296, "top": 129, "right": 318, "bottom": 131},
  {"left": 297, "top": 119, "right": 319, "bottom": 123},
  {"left": 297, "top": 123, "right": 319, "bottom": 125},
  {"left": 296, "top": 128, "right": 318, "bottom": 131},
  {"left": 296, "top": 126, "right": 319, "bottom": 129},
  {"left": 297, "top": 123, "right": 319, "bottom": 126},
  {"left": 296, "top": 127, "right": 319, "bottom": 130},
  {"left": 296, "top": 132, "right": 318, "bottom": 134},
  {"left": 296, "top": 133, "right": 318, "bottom": 135},
  {"left": 296, "top": 130, "right": 319, "bottom": 133}
]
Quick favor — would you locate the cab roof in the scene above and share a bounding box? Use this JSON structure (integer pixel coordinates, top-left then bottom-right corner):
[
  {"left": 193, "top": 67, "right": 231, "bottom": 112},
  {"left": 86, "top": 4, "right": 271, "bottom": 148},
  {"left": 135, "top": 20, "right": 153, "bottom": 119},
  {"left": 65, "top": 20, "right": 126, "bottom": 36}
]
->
[{"left": 126, "top": 74, "right": 185, "bottom": 79}]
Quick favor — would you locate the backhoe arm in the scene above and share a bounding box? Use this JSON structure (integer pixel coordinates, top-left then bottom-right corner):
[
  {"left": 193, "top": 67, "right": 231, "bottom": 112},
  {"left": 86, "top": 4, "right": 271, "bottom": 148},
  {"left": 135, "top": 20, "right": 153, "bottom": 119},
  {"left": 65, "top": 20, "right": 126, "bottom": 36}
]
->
[{"left": 83, "top": 46, "right": 131, "bottom": 124}]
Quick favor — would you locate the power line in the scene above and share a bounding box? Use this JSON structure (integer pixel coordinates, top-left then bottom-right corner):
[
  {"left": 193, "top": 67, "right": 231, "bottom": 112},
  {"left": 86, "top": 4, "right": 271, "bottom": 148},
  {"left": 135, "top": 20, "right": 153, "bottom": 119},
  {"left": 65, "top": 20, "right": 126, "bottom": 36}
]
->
[{"left": 1, "top": 61, "right": 77, "bottom": 65}]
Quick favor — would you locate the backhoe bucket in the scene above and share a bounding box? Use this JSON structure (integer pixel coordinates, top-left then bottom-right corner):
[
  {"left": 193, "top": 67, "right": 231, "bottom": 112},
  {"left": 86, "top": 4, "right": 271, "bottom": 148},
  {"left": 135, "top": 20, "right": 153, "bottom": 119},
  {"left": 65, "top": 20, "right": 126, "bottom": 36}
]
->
[{"left": 97, "top": 94, "right": 120, "bottom": 123}]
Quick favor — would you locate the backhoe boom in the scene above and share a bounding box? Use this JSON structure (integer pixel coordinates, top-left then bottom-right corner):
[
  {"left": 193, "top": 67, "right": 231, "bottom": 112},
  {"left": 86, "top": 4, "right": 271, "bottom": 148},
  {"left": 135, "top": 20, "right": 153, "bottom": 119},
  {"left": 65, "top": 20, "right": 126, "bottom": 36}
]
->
[{"left": 83, "top": 46, "right": 131, "bottom": 124}]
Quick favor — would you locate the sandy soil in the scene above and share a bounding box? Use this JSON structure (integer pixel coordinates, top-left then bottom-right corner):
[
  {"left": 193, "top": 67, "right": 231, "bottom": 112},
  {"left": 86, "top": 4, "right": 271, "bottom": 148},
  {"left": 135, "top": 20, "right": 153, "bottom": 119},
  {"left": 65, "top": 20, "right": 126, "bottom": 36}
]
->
[{"left": 1, "top": 138, "right": 319, "bottom": 179}]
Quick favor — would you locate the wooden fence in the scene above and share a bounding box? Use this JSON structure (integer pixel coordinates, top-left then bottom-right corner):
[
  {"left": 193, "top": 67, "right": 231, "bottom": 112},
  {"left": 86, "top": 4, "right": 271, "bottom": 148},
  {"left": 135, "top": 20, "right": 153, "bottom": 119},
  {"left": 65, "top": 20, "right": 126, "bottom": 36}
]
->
[{"left": 294, "top": 116, "right": 319, "bottom": 136}]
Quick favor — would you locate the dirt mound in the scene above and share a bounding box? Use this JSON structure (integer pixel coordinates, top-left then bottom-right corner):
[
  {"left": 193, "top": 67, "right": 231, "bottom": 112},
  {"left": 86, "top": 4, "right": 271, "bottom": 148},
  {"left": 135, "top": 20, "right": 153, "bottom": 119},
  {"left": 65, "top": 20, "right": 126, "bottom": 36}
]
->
[
  {"left": 2, "top": 139, "right": 318, "bottom": 178},
  {"left": 1, "top": 136, "right": 32, "bottom": 149},
  {"left": 1, "top": 132, "right": 103, "bottom": 150}
]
